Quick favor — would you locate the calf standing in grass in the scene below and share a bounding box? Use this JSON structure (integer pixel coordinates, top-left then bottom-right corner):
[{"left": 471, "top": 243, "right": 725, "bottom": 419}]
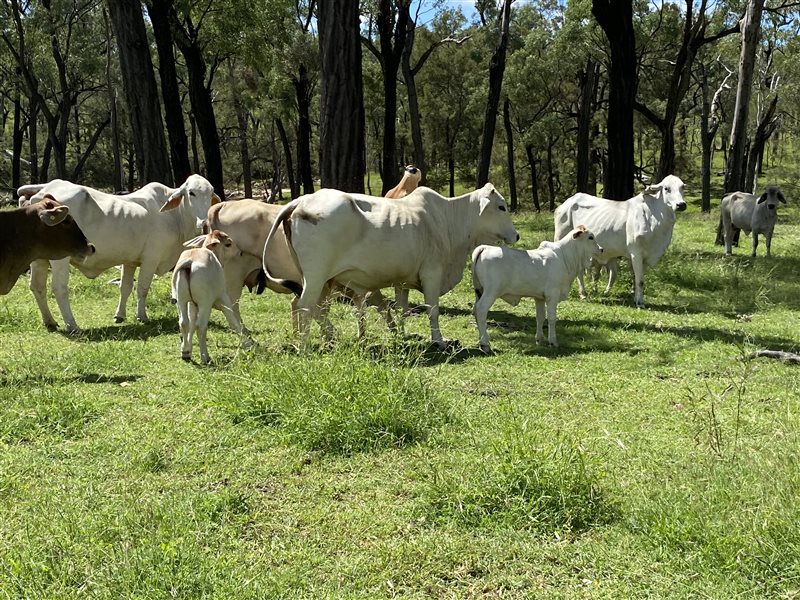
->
[
  {"left": 472, "top": 225, "right": 602, "bottom": 352},
  {"left": 171, "top": 230, "right": 253, "bottom": 363},
  {"left": 721, "top": 185, "right": 785, "bottom": 257}
]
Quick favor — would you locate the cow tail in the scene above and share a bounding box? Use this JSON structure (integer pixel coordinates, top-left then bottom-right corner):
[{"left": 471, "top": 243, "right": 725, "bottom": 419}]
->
[
  {"left": 262, "top": 199, "right": 303, "bottom": 296},
  {"left": 471, "top": 246, "right": 485, "bottom": 302},
  {"left": 172, "top": 259, "right": 194, "bottom": 306}
]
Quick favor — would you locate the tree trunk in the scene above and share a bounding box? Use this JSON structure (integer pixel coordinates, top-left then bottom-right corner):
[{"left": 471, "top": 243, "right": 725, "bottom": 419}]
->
[
  {"left": 276, "top": 117, "right": 300, "bottom": 199},
  {"left": 227, "top": 60, "right": 252, "bottom": 198},
  {"left": 318, "top": 0, "right": 366, "bottom": 192},
  {"left": 744, "top": 94, "right": 778, "bottom": 193},
  {"left": 592, "top": 0, "right": 636, "bottom": 200},
  {"left": 576, "top": 58, "right": 598, "bottom": 193},
  {"left": 294, "top": 63, "right": 315, "bottom": 194},
  {"left": 145, "top": 0, "right": 191, "bottom": 185},
  {"left": 106, "top": 0, "right": 171, "bottom": 185},
  {"left": 29, "top": 100, "right": 39, "bottom": 183},
  {"left": 525, "top": 144, "right": 540, "bottom": 212},
  {"left": 724, "top": 0, "right": 764, "bottom": 194},
  {"left": 502, "top": 97, "right": 517, "bottom": 211},
  {"left": 700, "top": 67, "right": 713, "bottom": 213},
  {"left": 189, "top": 112, "right": 200, "bottom": 174},
  {"left": 476, "top": 0, "right": 512, "bottom": 188},
  {"left": 11, "top": 85, "right": 23, "bottom": 191},
  {"left": 546, "top": 136, "right": 558, "bottom": 211},
  {"left": 402, "top": 21, "right": 426, "bottom": 183}
]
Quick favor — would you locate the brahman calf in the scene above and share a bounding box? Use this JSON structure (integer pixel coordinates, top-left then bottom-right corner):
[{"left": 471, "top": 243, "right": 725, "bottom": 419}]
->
[
  {"left": 0, "top": 195, "right": 95, "bottom": 295},
  {"left": 721, "top": 185, "right": 785, "bottom": 257},
  {"left": 384, "top": 165, "right": 422, "bottom": 199},
  {"left": 171, "top": 230, "right": 253, "bottom": 363},
  {"left": 472, "top": 225, "right": 602, "bottom": 351}
]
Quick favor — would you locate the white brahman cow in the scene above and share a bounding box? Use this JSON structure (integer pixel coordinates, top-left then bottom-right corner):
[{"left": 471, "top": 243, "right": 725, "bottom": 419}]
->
[
  {"left": 472, "top": 225, "right": 602, "bottom": 351},
  {"left": 16, "top": 174, "right": 220, "bottom": 333},
  {"left": 554, "top": 175, "right": 687, "bottom": 308},
  {"left": 721, "top": 185, "right": 785, "bottom": 257},
  {"left": 171, "top": 229, "right": 253, "bottom": 363},
  {"left": 262, "top": 183, "right": 519, "bottom": 349}
]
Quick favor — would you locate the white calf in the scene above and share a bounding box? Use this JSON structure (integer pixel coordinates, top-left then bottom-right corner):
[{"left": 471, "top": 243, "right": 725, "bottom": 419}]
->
[
  {"left": 721, "top": 185, "right": 785, "bottom": 257},
  {"left": 171, "top": 230, "right": 253, "bottom": 363},
  {"left": 472, "top": 225, "right": 602, "bottom": 351}
]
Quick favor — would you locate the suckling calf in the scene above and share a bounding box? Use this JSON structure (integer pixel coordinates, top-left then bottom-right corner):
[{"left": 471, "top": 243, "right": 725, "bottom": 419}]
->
[
  {"left": 171, "top": 230, "right": 253, "bottom": 363},
  {"left": 472, "top": 225, "right": 602, "bottom": 352},
  {"left": 721, "top": 185, "right": 785, "bottom": 257}
]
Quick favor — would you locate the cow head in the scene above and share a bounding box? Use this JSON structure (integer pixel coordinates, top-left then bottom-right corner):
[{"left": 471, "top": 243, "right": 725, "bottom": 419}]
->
[
  {"left": 571, "top": 224, "right": 603, "bottom": 261},
  {"left": 160, "top": 174, "right": 222, "bottom": 229},
  {"left": 475, "top": 183, "right": 519, "bottom": 245},
  {"left": 644, "top": 175, "right": 687, "bottom": 212},
  {"left": 36, "top": 194, "right": 96, "bottom": 260},
  {"left": 184, "top": 229, "right": 241, "bottom": 264},
  {"left": 758, "top": 185, "right": 785, "bottom": 211}
]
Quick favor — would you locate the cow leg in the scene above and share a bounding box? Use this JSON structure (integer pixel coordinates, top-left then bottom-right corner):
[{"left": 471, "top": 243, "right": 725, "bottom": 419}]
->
[
  {"left": 215, "top": 293, "right": 253, "bottom": 350},
  {"left": 534, "top": 298, "right": 546, "bottom": 344},
  {"left": 630, "top": 253, "right": 646, "bottom": 308},
  {"left": 546, "top": 298, "right": 559, "bottom": 347},
  {"left": 473, "top": 289, "right": 495, "bottom": 354},
  {"left": 765, "top": 230, "right": 773, "bottom": 258},
  {"left": 29, "top": 260, "right": 59, "bottom": 331},
  {"left": 114, "top": 265, "right": 136, "bottom": 323},
  {"left": 751, "top": 232, "right": 759, "bottom": 257},
  {"left": 195, "top": 304, "right": 212, "bottom": 364},
  {"left": 722, "top": 217, "right": 734, "bottom": 255},
  {"left": 295, "top": 278, "right": 327, "bottom": 349},
  {"left": 290, "top": 295, "right": 301, "bottom": 335},
  {"left": 185, "top": 303, "right": 198, "bottom": 360},
  {"left": 354, "top": 293, "right": 368, "bottom": 339},
  {"left": 604, "top": 260, "right": 619, "bottom": 295},
  {"left": 50, "top": 258, "right": 80, "bottom": 333},
  {"left": 224, "top": 279, "right": 249, "bottom": 337},
  {"left": 134, "top": 264, "right": 157, "bottom": 323},
  {"left": 177, "top": 302, "right": 192, "bottom": 360},
  {"left": 576, "top": 270, "right": 588, "bottom": 300},
  {"left": 420, "top": 273, "right": 446, "bottom": 349}
]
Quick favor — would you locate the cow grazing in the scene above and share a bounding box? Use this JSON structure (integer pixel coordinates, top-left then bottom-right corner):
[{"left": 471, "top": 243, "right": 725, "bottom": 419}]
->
[
  {"left": 554, "top": 175, "right": 687, "bottom": 308},
  {"left": 0, "top": 195, "right": 95, "bottom": 296},
  {"left": 262, "top": 183, "right": 519, "bottom": 349},
  {"left": 384, "top": 165, "right": 422, "bottom": 199},
  {"left": 172, "top": 230, "right": 253, "bottom": 363},
  {"left": 721, "top": 186, "right": 785, "bottom": 257},
  {"left": 472, "top": 225, "right": 602, "bottom": 351},
  {"left": 16, "top": 175, "right": 220, "bottom": 333}
]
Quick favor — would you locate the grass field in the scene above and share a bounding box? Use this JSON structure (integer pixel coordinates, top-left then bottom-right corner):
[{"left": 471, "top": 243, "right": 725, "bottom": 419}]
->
[{"left": 1, "top": 191, "right": 799, "bottom": 598}]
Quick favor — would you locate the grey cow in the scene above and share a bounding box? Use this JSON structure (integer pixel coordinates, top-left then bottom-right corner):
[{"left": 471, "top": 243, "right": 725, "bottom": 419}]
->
[{"left": 721, "top": 186, "right": 786, "bottom": 257}]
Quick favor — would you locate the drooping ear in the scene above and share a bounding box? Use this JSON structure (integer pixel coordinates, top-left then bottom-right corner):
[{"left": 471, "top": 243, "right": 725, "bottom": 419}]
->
[
  {"left": 40, "top": 205, "right": 70, "bottom": 226},
  {"left": 205, "top": 240, "right": 220, "bottom": 252},
  {"left": 211, "top": 193, "right": 222, "bottom": 205},
  {"left": 643, "top": 183, "right": 663, "bottom": 196},
  {"left": 572, "top": 227, "right": 585, "bottom": 239},
  {"left": 160, "top": 186, "right": 186, "bottom": 212},
  {"left": 757, "top": 193, "right": 767, "bottom": 204},
  {"left": 778, "top": 191, "right": 786, "bottom": 204},
  {"left": 183, "top": 234, "right": 207, "bottom": 249},
  {"left": 479, "top": 194, "right": 491, "bottom": 215}
]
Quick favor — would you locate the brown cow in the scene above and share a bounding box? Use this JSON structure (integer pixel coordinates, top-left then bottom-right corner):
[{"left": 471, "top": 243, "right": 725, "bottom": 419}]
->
[{"left": 0, "top": 195, "right": 95, "bottom": 295}]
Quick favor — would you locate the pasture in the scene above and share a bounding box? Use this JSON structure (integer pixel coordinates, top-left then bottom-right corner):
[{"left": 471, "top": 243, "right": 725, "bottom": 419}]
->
[{"left": 1, "top": 194, "right": 799, "bottom": 598}]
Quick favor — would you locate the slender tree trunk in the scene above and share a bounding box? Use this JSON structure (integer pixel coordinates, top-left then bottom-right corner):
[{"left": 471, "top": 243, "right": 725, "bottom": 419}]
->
[
  {"left": 11, "top": 85, "right": 23, "bottom": 191},
  {"left": 227, "top": 60, "right": 252, "bottom": 198},
  {"left": 502, "top": 97, "right": 517, "bottom": 211},
  {"left": 106, "top": 0, "right": 171, "bottom": 185},
  {"left": 593, "top": 0, "right": 636, "bottom": 200},
  {"left": 294, "top": 64, "right": 315, "bottom": 194},
  {"left": 276, "top": 117, "right": 299, "bottom": 199},
  {"left": 576, "top": 58, "right": 598, "bottom": 193},
  {"left": 547, "top": 136, "right": 558, "bottom": 211},
  {"left": 724, "top": 0, "right": 764, "bottom": 194},
  {"left": 476, "top": 0, "right": 512, "bottom": 187},
  {"left": 318, "top": 0, "right": 366, "bottom": 192},
  {"left": 700, "top": 67, "right": 714, "bottom": 213},
  {"left": 29, "top": 100, "right": 39, "bottom": 183},
  {"left": 402, "top": 21, "right": 426, "bottom": 183},
  {"left": 525, "top": 144, "right": 541, "bottom": 213},
  {"left": 104, "top": 8, "right": 123, "bottom": 191},
  {"left": 189, "top": 112, "right": 200, "bottom": 174},
  {"left": 145, "top": 0, "right": 191, "bottom": 185},
  {"left": 744, "top": 94, "right": 778, "bottom": 193}
]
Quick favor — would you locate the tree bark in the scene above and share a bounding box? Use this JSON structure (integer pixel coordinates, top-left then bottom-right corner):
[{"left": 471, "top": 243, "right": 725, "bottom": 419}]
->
[
  {"left": 476, "top": 0, "right": 512, "bottom": 188},
  {"left": 318, "top": 0, "right": 366, "bottom": 192},
  {"left": 724, "top": 0, "right": 764, "bottom": 194},
  {"left": 145, "top": 0, "right": 191, "bottom": 185},
  {"left": 592, "top": 0, "right": 636, "bottom": 200},
  {"left": 525, "top": 144, "right": 541, "bottom": 213},
  {"left": 402, "top": 20, "right": 426, "bottom": 183},
  {"left": 502, "top": 97, "right": 517, "bottom": 211},
  {"left": 576, "top": 58, "right": 598, "bottom": 193},
  {"left": 106, "top": 0, "right": 171, "bottom": 185},
  {"left": 29, "top": 100, "right": 39, "bottom": 183},
  {"left": 294, "top": 63, "right": 315, "bottom": 194},
  {"left": 11, "top": 82, "right": 23, "bottom": 191},
  {"left": 276, "top": 117, "right": 299, "bottom": 199},
  {"left": 744, "top": 94, "right": 778, "bottom": 192}
]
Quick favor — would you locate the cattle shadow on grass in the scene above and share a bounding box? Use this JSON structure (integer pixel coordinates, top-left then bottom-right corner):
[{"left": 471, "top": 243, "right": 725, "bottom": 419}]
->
[
  {"left": 75, "top": 316, "right": 177, "bottom": 342},
  {"left": 0, "top": 372, "right": 141, "bottom": 387}
]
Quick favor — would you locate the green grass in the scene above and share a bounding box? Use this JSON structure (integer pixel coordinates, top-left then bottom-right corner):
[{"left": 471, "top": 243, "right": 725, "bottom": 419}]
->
[{"left": 1, "top": 195, "right": 800, "bottom": 598}]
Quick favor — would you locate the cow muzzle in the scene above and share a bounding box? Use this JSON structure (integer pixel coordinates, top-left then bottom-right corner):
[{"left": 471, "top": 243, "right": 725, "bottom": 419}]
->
[{"left": 675, "top": 202, "right": 687, "bottom": 212}]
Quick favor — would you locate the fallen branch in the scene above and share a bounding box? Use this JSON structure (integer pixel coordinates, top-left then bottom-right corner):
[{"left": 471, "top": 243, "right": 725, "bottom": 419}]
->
[{"left": 743, "top": 350, "right": 800, "bottom": 364}]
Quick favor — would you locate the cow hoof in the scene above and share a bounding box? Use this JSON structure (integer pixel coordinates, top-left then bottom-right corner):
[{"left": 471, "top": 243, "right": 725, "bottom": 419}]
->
[
  {"left": 44, "top": 322, "right": 59, "bottom": 332},
  {"left": 114, "top": 316, "right": 124, "bottom": 323},
  {"left": 137, "top": 316, "right": 150, "bottom": 324},
  {"left": 181, "top": 354, "right": 191, "bottom": 362},
  {"left": 479, "top": 343, "right": 493, "bottom": 355},
  {"left": 432, "top": 339, "right": 461, "bottom": 352}
]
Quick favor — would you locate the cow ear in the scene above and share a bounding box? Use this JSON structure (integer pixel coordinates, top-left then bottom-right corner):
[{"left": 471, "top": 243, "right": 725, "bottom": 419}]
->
[
  {"left": 183, "top": 235, "right": 206, "bottom": 249},
  {"left": 211, "top": 193, "right": 222, "bottom": 205},
  {"left": 757, "top": 193, "right": 767, "bottom": 204},
  {"left": 778, "top": 192, "right": 786, "bottom": 204},
  {"left": 205, "top": 240, "right": 220, "bottom": 251},
  {"left": 572, "top": 228, "right": 585, "bottom": 239},
  {"left": 644, "top": 183, "right": 662, "bottom": 195},
  {"left": 161, "top": 187, "right": 187, "bottom": 212},
  {"left": 40, "top": 206, "right": 70, "bottom": 226},
  {"left": 479, "top": 195, "right": 491, "bottom": 215}
]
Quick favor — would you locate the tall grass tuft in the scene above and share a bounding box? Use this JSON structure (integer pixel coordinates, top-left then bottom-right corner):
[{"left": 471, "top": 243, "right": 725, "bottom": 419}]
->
[
  {"left": 220, "top": 349, "right": 452, "bottom": 455},
  {"left": 423, "top": 418, "right": 614, "bottom": 533}
]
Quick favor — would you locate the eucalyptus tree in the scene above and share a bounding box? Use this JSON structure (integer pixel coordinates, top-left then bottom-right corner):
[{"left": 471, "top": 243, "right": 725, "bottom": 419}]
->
[{"left": 318, "top": 0, "right": 365, "bottom": 192}]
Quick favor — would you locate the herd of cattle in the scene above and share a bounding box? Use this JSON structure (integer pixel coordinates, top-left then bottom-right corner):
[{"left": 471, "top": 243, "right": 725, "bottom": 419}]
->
[{"left": 0, "top": 166, "right": 786, "bottom": 362}]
